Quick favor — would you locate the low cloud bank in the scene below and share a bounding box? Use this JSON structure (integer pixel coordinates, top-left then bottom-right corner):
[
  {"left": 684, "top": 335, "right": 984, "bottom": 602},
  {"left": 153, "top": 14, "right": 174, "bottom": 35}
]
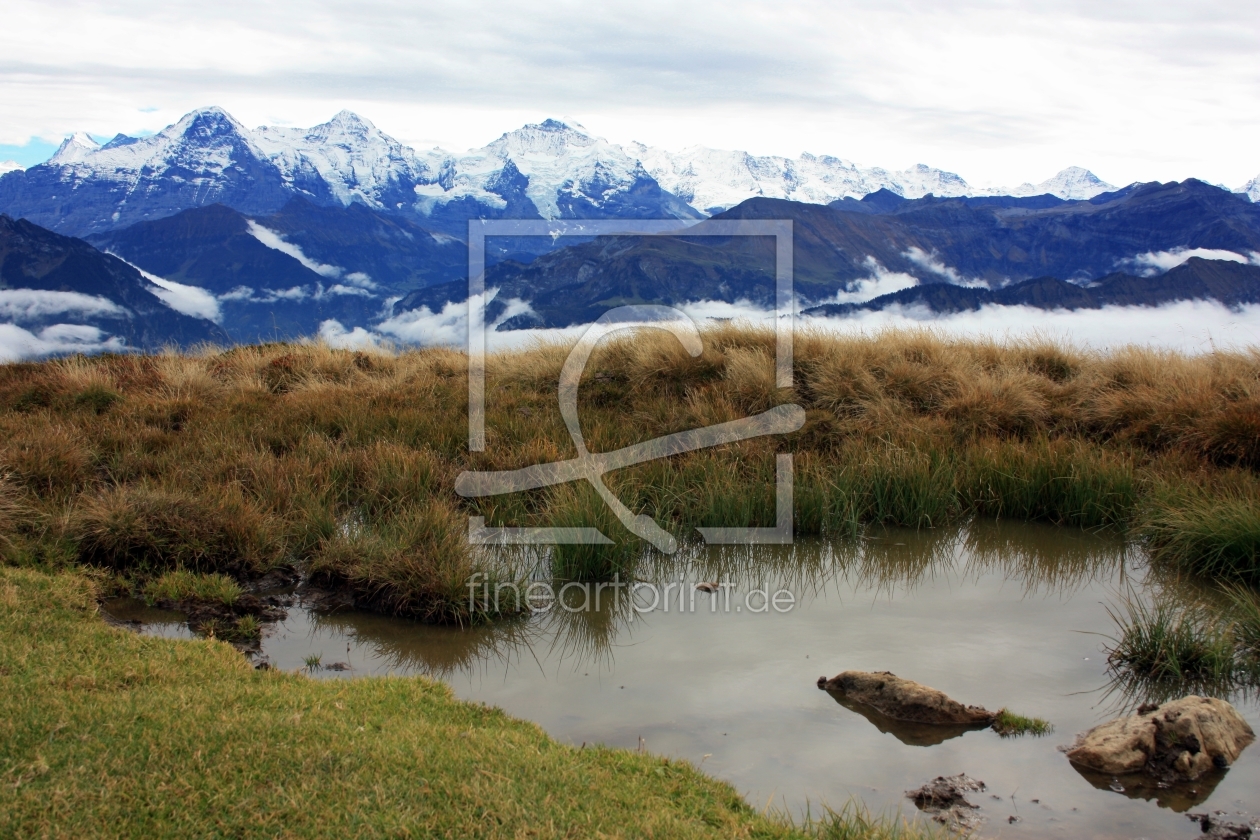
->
[
  {"left": 316, "top": 296, "right": 1260, "bottom": 357},
  {"left": 803, "top": 298, "right": 1260, "bottom": 354},
  {"left": 903, "top": 247, "right": 990, "bottom": 288},
  {"left": 0, "top": 289, "right": 127, "bottom": 322},
  {"left": 832, "top": 257, "right": 920, "bottom": 303},
  {"left": 141, "top": 274, "right": 222, "bottom": 323},
  {"left": 1125, "top": 247, "right": 1260, "bottom": 276},
  {"left": 0, "top": 323, "right": 126, "bottom": 361},
  {"left": 246, "top": 221, "right": 376, "bottom": 289}
]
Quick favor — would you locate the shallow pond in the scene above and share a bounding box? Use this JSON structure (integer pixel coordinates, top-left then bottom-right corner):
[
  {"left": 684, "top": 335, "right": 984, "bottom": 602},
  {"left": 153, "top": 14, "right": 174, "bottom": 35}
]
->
[{"left": 106, "top": 521, "right": 1260, "bottom": 839}]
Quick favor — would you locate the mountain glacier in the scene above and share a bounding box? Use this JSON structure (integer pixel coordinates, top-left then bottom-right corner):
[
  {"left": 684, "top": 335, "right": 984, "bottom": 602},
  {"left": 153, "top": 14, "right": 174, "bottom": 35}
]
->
[{"left": 0, "top": 106, "right": 1141, "bottom": 239}]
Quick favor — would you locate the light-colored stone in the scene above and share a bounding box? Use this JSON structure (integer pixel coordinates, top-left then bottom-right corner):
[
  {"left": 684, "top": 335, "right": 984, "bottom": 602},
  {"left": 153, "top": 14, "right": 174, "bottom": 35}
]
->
[
  {"left": 1066, "top": 696, "right": 1255, "bottom": 782},
  {"left": 1063, "top": 714, "right": 1155, "bottom": 775},
  {"left": 817, "top": 671, "right": 995, "bottom": 725}
]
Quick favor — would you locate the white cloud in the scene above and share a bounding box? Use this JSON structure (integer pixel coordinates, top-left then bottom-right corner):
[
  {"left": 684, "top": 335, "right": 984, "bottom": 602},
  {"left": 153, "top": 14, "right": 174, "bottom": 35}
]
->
[
  {"left": 1124, "top": 247, "right": 1260, "bottom": 276},
  {"left": 115, "top": 260, "right": 222, "bottom": 322},
  {"left": 678, "top": 299, "right": 777, "bottom": 324},
  {"left": 801, "top": 299, "right": 1260, "bottom": 354},
  {"left": 490, "top": 297, "right": 537, "bottom": 329},
  {"left": 0, "top": 323, "right": 127, "bottom": 361},
  {"left": 376, "top": 299, "right": 470, "bottom": 347},
  {"left": 246, "top": 220, "right": 344, "bottom": 278},
  {"left": 261, "top": 286, "right": 309, "bottom": 301},
  {"left": 903, "top": 246, "right": 989, "bottom": 288},
  {"left": 0, "top": 288, "right": 128, "bottom": 321},
  {"left": 477, "top": 296, "right": 1260, "bottom": 356},
  {"left": 325, "top": 284, "right": 374, "bottom": 297},
  {"left": 833, "top": 257, "right": 921, "bottom": 303},
  {"left": 219, "top": 286, "right": 257, "bottom": 301},
  {"left": 344, "top": 271, "right": 376, "bottom": 289},
  {"left": 317, "top": 319, "right": 382, "bottom": 349},
  {"left": 147, "top": 277, "right": 222, "bottom": 322}
]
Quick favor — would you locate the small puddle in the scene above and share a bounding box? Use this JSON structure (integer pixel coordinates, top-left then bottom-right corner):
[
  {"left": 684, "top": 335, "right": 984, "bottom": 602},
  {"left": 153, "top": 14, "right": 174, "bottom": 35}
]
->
[{"left": 105, "top": 520, "right": 1260, "bottom": 838}]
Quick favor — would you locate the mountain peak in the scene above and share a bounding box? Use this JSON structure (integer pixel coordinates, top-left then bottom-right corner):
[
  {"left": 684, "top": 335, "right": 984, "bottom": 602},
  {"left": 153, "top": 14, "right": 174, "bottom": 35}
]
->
[
  {"left": 171, "top": 106, "right": 250, "bottom": 140},
  {"left": 487, "top": 118, "right": 600, "bottom": 159},
  {"left": 0, "top": 160, "right": 23, "bottom": 175},
  {"left": 324, "top": 109, "right": 375, "bottom": 132},
  {"left": 1008, "top": 167, "right": 1114, "bottom": 200},
  {"left": 1236, "top": 173, "right": 1260, "bottom": 203},
  {"left": 49, "top": 132, "right": 102, "bottom": 164}
]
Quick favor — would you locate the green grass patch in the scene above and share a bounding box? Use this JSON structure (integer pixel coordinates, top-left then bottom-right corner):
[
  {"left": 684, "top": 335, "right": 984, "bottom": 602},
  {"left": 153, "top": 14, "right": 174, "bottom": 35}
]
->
[
  {"left": 991, "top": 709, "right": 1053, "bottom": 737},
  {"left": 1140, "top": 479, "right": 1260, "bottom": 583},
  {"left": 1105, "top": 595, "right": 1239, "bottom": 684},
  {"left": 143, "top": 569, "right": 243, "bottom": 607},
  {"left": 0, "top": 566, "right": 941, "bottom": 839}
]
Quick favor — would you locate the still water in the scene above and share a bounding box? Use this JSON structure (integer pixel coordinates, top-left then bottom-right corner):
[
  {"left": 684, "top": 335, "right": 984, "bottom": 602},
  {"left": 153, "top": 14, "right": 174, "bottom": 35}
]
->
[{"left": 107, "top": 522, "right": 1260, "bottom": 839}]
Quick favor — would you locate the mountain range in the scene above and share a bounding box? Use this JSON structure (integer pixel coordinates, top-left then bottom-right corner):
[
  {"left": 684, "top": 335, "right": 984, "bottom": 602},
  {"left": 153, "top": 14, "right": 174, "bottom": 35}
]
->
[
  {"left": 401, "top": 179, "right": 1260, "bottom": 329},
  {"left": 1, "top": 106, "right": 1148, "bottom": 240},
  {"left": 1, "top": 106, "right": 1259, "bottom": 358}
]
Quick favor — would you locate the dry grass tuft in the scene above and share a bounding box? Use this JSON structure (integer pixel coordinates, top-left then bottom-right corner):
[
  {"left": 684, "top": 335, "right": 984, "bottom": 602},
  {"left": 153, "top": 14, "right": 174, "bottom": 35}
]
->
[{"left": 67, "top": 483, "right": 283, "bottom": 577}]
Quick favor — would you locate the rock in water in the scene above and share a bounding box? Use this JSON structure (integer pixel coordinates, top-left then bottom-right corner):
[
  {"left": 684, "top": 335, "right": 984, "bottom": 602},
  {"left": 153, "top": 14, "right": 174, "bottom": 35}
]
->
[
  {"left": 905, "top": 774, "right": 987, "bottom": 832},
  {"left": 1188, "top": 812, "right": 1256, "bottom": 840},
  {"left": 1065, "top": 696, "right": 1255, "bottom": 782},
  {"left": 817, "top": 671, "right": 996, "bottom": 725}
]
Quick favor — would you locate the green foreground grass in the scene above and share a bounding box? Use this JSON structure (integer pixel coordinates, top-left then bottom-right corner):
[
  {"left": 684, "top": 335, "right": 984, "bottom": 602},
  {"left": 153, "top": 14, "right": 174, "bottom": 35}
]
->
[{"left": 0, "top": 566, "right": 940, "bottom": 839}]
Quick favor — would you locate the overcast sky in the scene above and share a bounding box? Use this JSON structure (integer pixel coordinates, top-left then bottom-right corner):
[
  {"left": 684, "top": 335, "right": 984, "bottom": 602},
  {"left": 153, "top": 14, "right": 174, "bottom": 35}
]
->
[{"left": 2, "top": 0, "right": 1258, "bottom": 189}]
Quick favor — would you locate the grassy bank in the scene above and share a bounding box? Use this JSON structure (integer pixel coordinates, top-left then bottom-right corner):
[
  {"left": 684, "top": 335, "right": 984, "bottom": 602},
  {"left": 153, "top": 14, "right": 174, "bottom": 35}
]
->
[
  {"left": 0, "top": 565, "right": 938, "bottom": 839},
  {"left": 1, "top": 327, "right": 1258, "bottom": 621}
]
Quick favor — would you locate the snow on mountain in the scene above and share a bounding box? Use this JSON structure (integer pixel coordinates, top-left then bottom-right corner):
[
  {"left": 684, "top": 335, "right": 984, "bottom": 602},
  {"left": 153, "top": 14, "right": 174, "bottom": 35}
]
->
[
  {"left": 630, "top": 144, "right": 974, "bottom": 214},
  {"left": 1238, "top": 174, "right": 1260, "bottom": 203},
  {"left": 253, "top": 110, "right": 437, "bottom": 211},
  {"left": 49, "top": 109, "right": 264, "bottom": 181},
  {"left": 48, "top": 132, "right": 102, "bottom": 165},
  {"left": 0, "top": 160, "right": 24, "bottom": 175},
  {"left": 3, "top": 107, "right": 302, "bottom": 234},
  {"left": 3, "top": 105, "right": 1132, "bottom": 238},
  {"left": 464, "top": 119, "right": 699, "bottom": 220},
  {"left": 1003, "top": 166, "right": 1114, "bottom": 200}
]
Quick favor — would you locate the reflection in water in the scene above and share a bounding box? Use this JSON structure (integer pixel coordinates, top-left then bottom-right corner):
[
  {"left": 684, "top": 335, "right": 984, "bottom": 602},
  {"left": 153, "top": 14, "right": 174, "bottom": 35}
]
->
[
  {"left": 309, "top": 609, "right": 539, "bottom": 678},
  {"left": 1095, "top": 667, "right": 1259, "bottom": 717},
  {"left": 822, "top": 689, "right": 990, "bottom": 747},
  {"left": 1071, "top": 764, "right": 1227, "bottom": 812},
  {"left": 961, "top": 521, "right": 1132, "bottom": 596}
]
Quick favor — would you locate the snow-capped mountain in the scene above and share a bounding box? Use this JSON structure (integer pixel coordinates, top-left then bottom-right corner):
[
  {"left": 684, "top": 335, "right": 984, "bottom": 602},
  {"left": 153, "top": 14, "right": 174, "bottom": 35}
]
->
[
  {"left": 445, "top": 119, "right": 700, "bottom": 221},
  {"left": 0, "top": 160, "right": 24, "bottom": 176},
  {"left": 1238, "top": 174, "right": 1260, "bottom": 203},
  {"left": 1003, "top": 166, "right": 1115, "bottom": 200},
  {"left": 253, "top": 110, "right": 438, "bottom": 212},
  {"left": 629, "top": 144, "right": 975, "bottom": 214},
  {"left": 0, "top": 110, "right": 700, "bottom": 238},
  {"left": 1, "top": 108, "right": 307, "bottom": 235},
  {"left": 1, "top": 105, "right": 1125, "bottom": 241}
]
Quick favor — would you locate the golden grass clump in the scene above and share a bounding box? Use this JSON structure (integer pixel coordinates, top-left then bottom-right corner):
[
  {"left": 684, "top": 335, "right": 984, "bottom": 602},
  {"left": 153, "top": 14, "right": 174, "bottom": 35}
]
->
[
  {"left": 67, "top": 483, "right": 284, "bottom": 578},
  {"left": 308, "top": 500, "right": 511, "bottom": 623}
]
